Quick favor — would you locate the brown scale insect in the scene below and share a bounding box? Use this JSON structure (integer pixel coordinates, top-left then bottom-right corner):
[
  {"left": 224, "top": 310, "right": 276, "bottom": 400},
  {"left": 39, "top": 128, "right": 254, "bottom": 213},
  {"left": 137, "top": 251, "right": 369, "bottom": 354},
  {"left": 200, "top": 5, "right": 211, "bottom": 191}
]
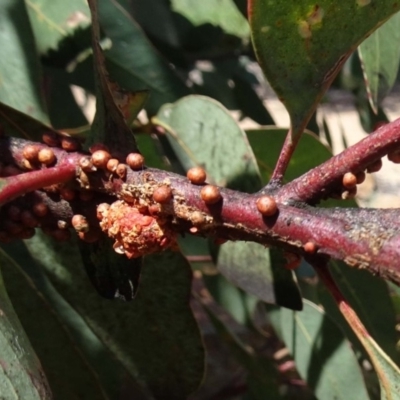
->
[
  {"left": 91, "top": 150, "right": 111, "bottom": 169},
  {"left": 303, "top": 241, "right": 317, "bottom": 254},
  {"left": 342, "top": 172, "right": 357, "bottom": 189},
  {"left": 23, "top": 144, "right": 40, "bottom": 162},
  {"left": 61, "top": 136, "right": 80, "bottom": 152},
  {"left": 38, "top": 148, "right": 56, "bottom": 165},
  {"left": 200, "top": 185, "right": 221, "bottom": 205},
  {"left": 256, "top": 195, "right": 278, "bottom": 217},
  {"left": 42, "top": 132, "right": 60, "bottom": 147},
  {"left": 187, "top": 167, "right": 207, "bottom": 185},
  {"left": 79, "top": 190, "right": 94, "bottom": 202},
  {"left": 116, "top": 163, "right": 127, "bottom": 179},
  {"left": 89, "top": 143, "right": 109, "bottom": 154},
  {"left": 126, "top": 153, "right": 144, "bottom": 170},
  {"left": 153, "top": 185, "right": 172, "bottom": 204},
  {"left": 106, "top": 158, "right": 119, "bottom": 172}
]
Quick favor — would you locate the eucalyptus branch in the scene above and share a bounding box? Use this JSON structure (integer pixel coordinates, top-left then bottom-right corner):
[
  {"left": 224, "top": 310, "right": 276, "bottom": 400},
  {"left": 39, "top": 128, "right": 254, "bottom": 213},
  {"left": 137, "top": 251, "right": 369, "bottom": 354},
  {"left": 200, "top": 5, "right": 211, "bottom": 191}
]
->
[
  {"left": 269, "top": 127, "right": 297, "bottom": 185},
  {"left": 2, "top": 135, "right": 400, "bottom": 285},
  {"left": 0, "top": 162, "right": 76, "bottom": 207},
  {"left": 274, "top": 118, "right": 400, "bottom": 203}
]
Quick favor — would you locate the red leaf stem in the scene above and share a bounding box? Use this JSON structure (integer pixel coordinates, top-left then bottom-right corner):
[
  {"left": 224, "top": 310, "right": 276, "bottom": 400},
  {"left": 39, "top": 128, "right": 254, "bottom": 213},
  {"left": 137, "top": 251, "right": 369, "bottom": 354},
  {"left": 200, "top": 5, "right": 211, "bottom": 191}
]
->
[
  {"left": 0, "top": 160, "right": 76, "bottom": 207},
  {"left": 275, "top": 118, "right": 400, "bottom": 203}
]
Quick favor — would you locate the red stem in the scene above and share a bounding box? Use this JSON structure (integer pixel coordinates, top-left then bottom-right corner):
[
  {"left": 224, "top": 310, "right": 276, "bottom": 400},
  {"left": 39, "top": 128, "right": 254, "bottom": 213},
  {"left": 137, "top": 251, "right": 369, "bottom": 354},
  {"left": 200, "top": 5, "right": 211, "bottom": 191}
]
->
[
  {"left": 3, "top": 136, "right": 400, "bottom": 285},
  {"left": 275, "top": 118, "right": 400, "bottom": 203},
  {"left": 270, "top": 128, "right": 296, "bottom": 184},
  {"left": 0, "top": 161, "right": 76, "bottom": 207}
]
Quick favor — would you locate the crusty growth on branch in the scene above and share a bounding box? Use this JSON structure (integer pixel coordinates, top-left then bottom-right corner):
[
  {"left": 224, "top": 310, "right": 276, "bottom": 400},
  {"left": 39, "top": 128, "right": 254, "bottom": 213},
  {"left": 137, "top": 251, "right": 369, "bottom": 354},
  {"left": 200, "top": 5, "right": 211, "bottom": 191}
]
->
[{"left": 1, "top": 118, "right": 400, "bottom": 285}]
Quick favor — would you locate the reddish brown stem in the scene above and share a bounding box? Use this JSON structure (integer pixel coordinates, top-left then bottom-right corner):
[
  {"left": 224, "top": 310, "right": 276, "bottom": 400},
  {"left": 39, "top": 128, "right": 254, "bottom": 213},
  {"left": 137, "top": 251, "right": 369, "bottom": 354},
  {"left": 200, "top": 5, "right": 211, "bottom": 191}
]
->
[
  {"left": 0, "top": 161, "right": 76, "bottom": 207},
  {"left": 270, "top": 127, "right": 296, "bottom": 184},
  {"left": 275, "top": 118, "right": 400, "bottom": 203},
  {"left": 96, "top": 167, "right": 400, "bottom": 285},
  {"left": 2, "top": 136, "right": 400, "bottom": 286}
]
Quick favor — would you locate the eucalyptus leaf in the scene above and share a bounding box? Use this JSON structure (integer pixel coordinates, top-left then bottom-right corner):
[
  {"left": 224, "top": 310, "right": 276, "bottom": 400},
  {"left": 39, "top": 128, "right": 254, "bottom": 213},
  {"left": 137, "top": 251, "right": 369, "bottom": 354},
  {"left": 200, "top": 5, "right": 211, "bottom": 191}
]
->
[
  {"left": 171, "top": 0, "right": 249, "bottom": 38},
  {"left": 0, "top": 251, "right": 51, "bottom": 399},
  {"left": 25, "top": 0, "right": 91, "bottom": 55},
  {"left": 0, "top": 102, "right": 58, "bottom": 141},
  {"left": 121, "top": 0, "right": 181, "bottom": 48},
  {"left": 280, "top": 300, "right": 370, "bottom": 400},
  {"left": 200, "top": 294, "right": 282, "bottom": 399},
  {"left": 87, "top": 0, "right": 139, "bottom": 153},
  {"left": 217, "top": 242, "right": 302, "bottom": 311},
  {"left": 78, "top": 237, "right": 142, "bottom": 301},
  {"left": 319, "top": 261, "right": 399, "bottom": 364},
  {"left": 324, "top": 276, "right": 400, "bottom": 400},
  {"left": 97, "top": 0, "right": 189, "bottom": 114},
  {"left": 246, "top": 127, "right": 331, "bottom": 184},
  {"left": 0, "top": 0, "right": 48, "bottom": 123},
  {"left": 24, "top": 234, "right": 205, "bottom": 400},
  {"left": 154, "top": 95, "right": 261, "bottom": 192},
  {"left": 362, "top": 340, "right": 400, "bottom": 400},
  {"left": 249, "top": 1, "right": 400, "bottom": 138},
  {"left": 0, "top": 246, "right": 112, "bottom": 399},
  {"left": 45, "top": 71, "right": 88, "bottom": 130},
  {"left": 358, "top": 12, "right": 400, "bottom": 113}
]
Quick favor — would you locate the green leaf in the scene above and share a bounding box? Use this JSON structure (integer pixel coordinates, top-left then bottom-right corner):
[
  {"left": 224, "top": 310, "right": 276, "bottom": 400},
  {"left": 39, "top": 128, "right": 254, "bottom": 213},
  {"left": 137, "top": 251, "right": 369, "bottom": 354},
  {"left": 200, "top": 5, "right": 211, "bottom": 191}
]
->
[
  {"left": 199, "top": 294, "right": 282, "bottom": 399},
  {"left": 119, "top": 0, "right": 181, "bottom": 48},
  {"left": 0, "top": 246, "right": 113, "bottom": 399},
  {"left": 25, "top": 0, "right": 91, "bottom": 55},
  {"left": 45, "top": 71, "right": 89, "bottom": 130},
  {"left": 324, "top": 277, "right": 400, "bottom": 400},
  {"left": 153, "top": 95, "right": 261, "bottom": 192},
  {"left": 0, "top": 0, "right": 48, "bottom": 123},
  {"left": 87, "top": 0, "right": 139, "bottom": 153},
  {"left": 246, "top": 127, "right": 331, "bottom": 184},
  {"left": 280, "top": 300, "right": 370, "bottom": 400},
  {"left": 232, "top": 74, "right": 275, "bottom": 125},
  {"left": 203, "top": 273, "right": 249, "bottom": 325},
  {"left": 319, "top": 261, "right": 399, "bottom": 364},
  {"left": 192, "top": 68, "right": 238, "bottom": 111},
  {"left": 78, "top": 237, "right": 142, "bottom": 301},
  {"left": 24, "top": 234, "right": 205, "bottom": 400},
  {"left": 97, "top": 0, "right": 189, "bottom": 114},
  {"left": 217, "top": 242, "right": 302, "bottom": 310},
  {"left": 0, "top": 101, "right": 58, "bottom": 141},
  {"left": 3, "top": 240, "right": 148, "bottom": 399},
  {"left": 171, "top": 0, "right": 249, "bottom": 38},
  {"left": 249, "top": 1, "right": 400, "bottom": 138},
  {"left": 0, "top": 252, "right": 51, "bottom": 399},
  {"left": 135, "top": 133, "right": 172, "bottom": 170},
  {"left": 361, "top": 338, "right": 400, "bottom": 400},
  {"left": 358, "top": 12, "right": 400, "bottom": 114}
]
